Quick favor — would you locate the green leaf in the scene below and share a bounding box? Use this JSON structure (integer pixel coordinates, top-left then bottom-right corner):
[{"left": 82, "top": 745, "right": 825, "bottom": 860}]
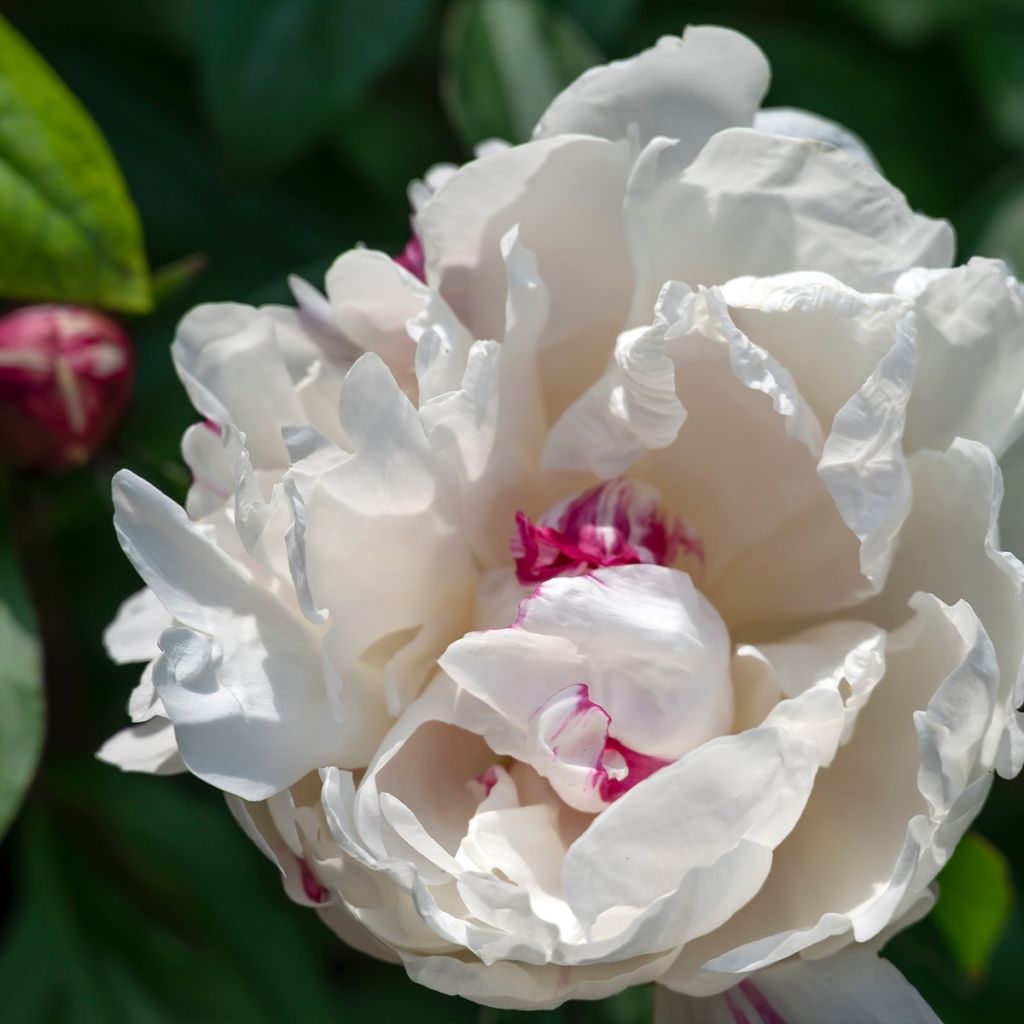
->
[
  {"left": 0, "top": 15, "right": 151, "bottom": 311},
  {"left": 149, "top": 252, "right": 207, "bottom": 307},
  {"left": 0, "top": 483, "right": 44, "bottom": 838},
  {"left": 201, "top": 0, "right": 437, "bottom": 171},
  {"left": 442, "top": 0, "right": 602, "bottom": 148},
  {"left": 934, "top": 832, "right": 1013, "bottom": 980},
  {"left": 0, "top": 766, "right": 476, "bottom": 1023}
]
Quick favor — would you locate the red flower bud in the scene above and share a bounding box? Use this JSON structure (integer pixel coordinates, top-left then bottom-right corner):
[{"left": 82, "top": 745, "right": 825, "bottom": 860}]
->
[{"left": 0, "top": 304, "right": 134, "bottom": 472}]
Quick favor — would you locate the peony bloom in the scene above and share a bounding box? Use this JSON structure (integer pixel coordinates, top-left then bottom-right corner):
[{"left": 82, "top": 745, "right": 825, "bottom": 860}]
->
[
  {"left": 0, "top": 304, "right": 133, "bottom": 471},
  {"left": 101, "top": 26, "right": 1024, "bottom": 1021}
]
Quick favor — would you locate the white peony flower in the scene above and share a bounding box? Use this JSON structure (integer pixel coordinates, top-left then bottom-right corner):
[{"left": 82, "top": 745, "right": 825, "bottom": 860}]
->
[{"left": 101, "top": 24, "right": 1024, "bottom": 1021}]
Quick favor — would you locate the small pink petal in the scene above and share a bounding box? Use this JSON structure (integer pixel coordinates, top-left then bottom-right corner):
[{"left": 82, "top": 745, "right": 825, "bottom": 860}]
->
[
  {"left": 299, "top": 858, "right": 328, "bottom": 904},
  {"left": 394, "top": 230, "right": 426, "bottom": 282}
]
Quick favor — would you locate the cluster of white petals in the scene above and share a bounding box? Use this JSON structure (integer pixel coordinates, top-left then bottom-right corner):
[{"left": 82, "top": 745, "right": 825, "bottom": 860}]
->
[{"left": 102, "top": 25, "right": 1024, "bottom": 1021}]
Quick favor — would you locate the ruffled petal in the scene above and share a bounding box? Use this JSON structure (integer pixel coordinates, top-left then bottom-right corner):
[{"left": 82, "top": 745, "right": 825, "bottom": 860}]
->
[
  {"left": 897, "top": 258, "right": 1024, "bottom": 457},
  {"left": 417, "top": 134, "right": 632, "bottom": 397},
  {"left": 662, "top": 593, "right": 998, "bottom": 993},
  {"left": 419, "top": 231, "right": 549, "bottom": 566},
  {"left": 103, "top": 586, "right": 171, "bottom": 664},
  {"left": 443, "top": 565, "right": 732, "bottom": 766},
  {"left": 290, "top": 354, "right": 477, "bottom": 702},
  {"left": 562, "top": 726, "right": 819, "bottom": 933},
  {"left": 172, "top": 303, "right": 313, "bottom": 470},
  {"left": 403, "top": 947, "right": 678, "bottom": 1011},
  {"left": 112, "top": 471, "right": 388, "bottom": 798},
  {"left": 534, "top": 26, "right": 769, "bottom": 154},
  {"left": 861, "top": 439, "right": 1024, "bottom": 779},
  {"left": 624, "top": 127, "right": 953, "bottom": 323},
  {"left": 96, "top": 718, "right": 185, "bottom": 776},
  {"left": 325, "top": 248, "right": 439, "bottom": 398},
  {"left": 754, "top": 107, "right": 879, "bottom": 168},
  {"left": 546, "top": 282, "right": 898, "bottom": 628},
  {"left": 655, "top": 949, "right": 939, "bottom": 1023}
]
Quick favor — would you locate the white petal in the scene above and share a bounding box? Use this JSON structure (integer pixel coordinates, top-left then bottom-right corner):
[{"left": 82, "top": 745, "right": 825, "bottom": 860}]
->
[
  {"left": 103, "top": 587, "right": 172, "bottom": 664},
  {"left": 172, "top": 303, "right": 309, "bottom": 469},
  {"left": 403, "top": 947, "right": 678, "bottom": 1011},
  {"left": 420, "top": 232, "right": 549, "bottom": 566},
  {"left": 663, "top": 593, "right": 998, "bottom": 991},
  {"left": 113, "top": 471, "right": 386, "bottom": 798},
  {"left": 625, "top": 127, "right": 953, "bottom": 323},
  {"left": 325, "top": 248, "right": 432, "bottom": 397},
  {"left": 897, "top": 257, "right": 1024, "bottom": 457},
  {"left": 720, "top": 272, "right": 912, "bottom": 432},
  {"left": 127, "top": 662, "right": 163, "bottom": 722},
  {"left": 563, "top": 726, "right": 819, "bottom": 931},
  {"left": 443, "top": 565, "right": 732, "bottom": 766},
  {"left": 417, "top": 134, "right": 632, "bottom": 377},
  {"left": 96, "top": 718, "right": 185, "bottom": 775},
  {"left": 226, "top": 790, "right": 334, "bottom": 909},
  {"left": 862, "top": 440, "right": 1024, "bottom": 779},
  {"left": 816, "top": 298, "right": 916, "bottom": 590},
  {"left": 737, "top": 619, "right": 888, "bottom": 763},
  {"left": 296, "top": 354, "right": 476, "bottom": 681},
  {"left": 540, "top": 313, "right": 686, "bottom": 479},
  {"left": 754, "top": 106, "right": 880, "bottom": 168},
  {"left": 534, "top": 26, "right": 769, "bottom": 154},
  {"left": 181, "top": 421, "right": 233, "bottom": 520},
  {"left": 656, "top": 950, "right": 939, "bottom": 1024}
]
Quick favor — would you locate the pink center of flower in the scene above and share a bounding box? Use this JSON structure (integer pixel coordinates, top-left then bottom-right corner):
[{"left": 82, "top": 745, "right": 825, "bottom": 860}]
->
[
  {"left": 511, "top": 478, "right": 702, "bottom": 585},
  {"left": 527, "top": 683, "right": 671, "bottom": 813}
]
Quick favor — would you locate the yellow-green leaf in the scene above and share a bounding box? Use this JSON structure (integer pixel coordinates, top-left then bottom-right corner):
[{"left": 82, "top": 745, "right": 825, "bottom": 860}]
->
[
  {"left": 934, "top": 832, "right": 1013, "bottom": 980},
  {"left": 0, "top": 15, "right": 150, "bottom": 312}
]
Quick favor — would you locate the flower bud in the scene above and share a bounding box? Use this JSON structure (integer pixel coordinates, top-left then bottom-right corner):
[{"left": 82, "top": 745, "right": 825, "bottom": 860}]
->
[{"left": 0, "top": 304, "right": 134, "bottom": 472}]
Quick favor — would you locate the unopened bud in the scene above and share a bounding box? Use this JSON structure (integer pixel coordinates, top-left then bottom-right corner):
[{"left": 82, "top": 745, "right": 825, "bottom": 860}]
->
[{"left": 0, "top": 304, "right": 134, "bottom": 472}]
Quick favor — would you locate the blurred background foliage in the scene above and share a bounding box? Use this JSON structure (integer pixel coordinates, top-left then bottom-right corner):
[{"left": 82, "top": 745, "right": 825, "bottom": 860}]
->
[{"left": 1, "top": 0, "right": 1024, "bottom": 1021}]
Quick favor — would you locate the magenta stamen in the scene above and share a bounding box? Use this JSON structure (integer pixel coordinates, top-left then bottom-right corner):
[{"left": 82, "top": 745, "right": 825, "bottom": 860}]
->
[{"left": 511, "top": 478, "right": 702, "bottom": 585}]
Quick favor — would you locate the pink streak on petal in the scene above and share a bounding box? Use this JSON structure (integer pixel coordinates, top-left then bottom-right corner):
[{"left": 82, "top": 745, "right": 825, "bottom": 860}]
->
[
  {"left": 533, "top": 684, "right": 672, "bottom": 807},
  {"left": 725, "top": 990, "right": 755, "bottom": 1024},
  {"left": 739, "top": 980, "right": 789, "bottom": 1024},
  {"left": 299, "top": 858, "right": 328, "bottom": 904},
  {"left": 597, "top": 736, "right": 673, "bottom": 803}
]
